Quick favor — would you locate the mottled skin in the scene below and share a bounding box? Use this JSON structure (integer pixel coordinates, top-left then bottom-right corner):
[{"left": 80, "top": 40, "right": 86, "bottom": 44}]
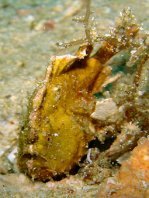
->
[
  {"left": 18, "top": 45, "right": 109, "bottom": 180},
  {"left": 18, "top": 8, "right": 140, "bottom": 181}
]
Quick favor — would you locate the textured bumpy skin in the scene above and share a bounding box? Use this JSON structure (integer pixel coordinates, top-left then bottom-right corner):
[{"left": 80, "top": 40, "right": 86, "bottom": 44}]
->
[
  {"left": 18, "top": 6, "right": 142, "bottom": 181},
  {"left": 18, "top": 45, "right": 106, "bottom": 181}
]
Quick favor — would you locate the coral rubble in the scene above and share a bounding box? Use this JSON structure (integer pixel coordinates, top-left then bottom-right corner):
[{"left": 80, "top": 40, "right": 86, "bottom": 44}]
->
[{"left": 97, "top": 137, "right": 149, "bottom": 198}]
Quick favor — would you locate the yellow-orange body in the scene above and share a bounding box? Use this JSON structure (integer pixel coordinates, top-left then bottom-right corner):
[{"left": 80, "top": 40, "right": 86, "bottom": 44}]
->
[{"left": 18, "top": 45, "right": 109, "bottom": 180}]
